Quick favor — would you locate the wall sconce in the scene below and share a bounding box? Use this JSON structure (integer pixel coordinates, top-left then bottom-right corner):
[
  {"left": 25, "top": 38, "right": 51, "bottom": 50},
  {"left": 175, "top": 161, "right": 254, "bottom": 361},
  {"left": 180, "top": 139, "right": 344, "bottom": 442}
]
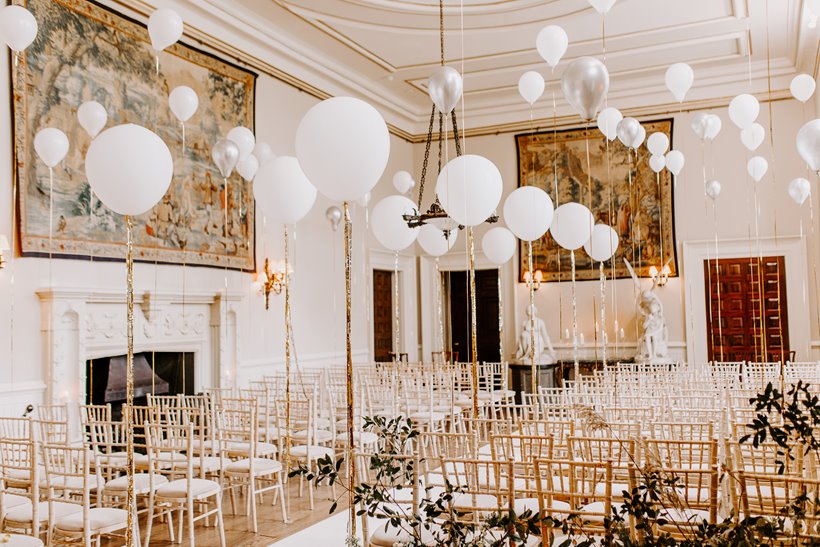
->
[
  {"left": 257, "top": 258, "right": 291, "bottom": 310},
  {"left": 0, "top": 235, "right": 9, "bottom": 270},
  {"left": 648, "top": 264, "right": 671, "bottom": 287},
  {"left": 523, "top": 269, "right": 543, "bottom": 291}
]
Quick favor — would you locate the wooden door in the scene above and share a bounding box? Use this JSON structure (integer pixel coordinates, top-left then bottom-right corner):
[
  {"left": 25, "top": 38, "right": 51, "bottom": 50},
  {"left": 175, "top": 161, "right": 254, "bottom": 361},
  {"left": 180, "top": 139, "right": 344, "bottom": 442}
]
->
[
  {"left": 446, "top": 269, "right": 501, "bottom": 363},
  {"left": 372, "top": 269, "right": 393, "bottom": 362},
  {"left": 705, "top": 256, "right": 789, "bottom": 362}
]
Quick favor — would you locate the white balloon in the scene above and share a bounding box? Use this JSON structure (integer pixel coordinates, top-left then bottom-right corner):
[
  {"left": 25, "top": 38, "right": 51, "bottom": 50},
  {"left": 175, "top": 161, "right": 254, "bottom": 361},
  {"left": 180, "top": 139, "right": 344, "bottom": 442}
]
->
[
  {"left": 237, "top": 155, "right": 259, "bottom": 182},
  {"left": 0, "top": 6, "right": 37, "bottom": 53},
  {"left": 747, "top": 156, "right": 768, "bottom": 183},
  {"left": 809, "top": 0, "right": 820, "bottom": 16},
  {"left": 77, "top": 101, "right": 107, "bottom": 139},
  {"left": 85, "top": 124, "right": 173, "bottom": 216},
  {"left": 252, "top": 142, "right": 274, "bottom": 166},
  {"left": 253, "top": 156, "right": 317, "bottom": 225},
  {"left": 503, "top": 186, "right": 554, "bottom": 242},
  {"left": 583, "top": 224, "right": 619, "bottom": 262},
  {"left": 34, "top": 128, "right": 69, "bottom": 168},
  {"left": 482, "top": 227, "right": 517, "bottom": 265},
  {"left": 392, "top": 170, "right": 415, "bottom": 194},
  {"left": 704, "top": 114, "right": 722, "bottom": 140},
  {"left": 417, "top": 224, "right": 458, "bottom": 257},
  {"left": 788, "top": 177, "right": 811, "bottom": 205},
  {"left": 295, "top": 97, "right": 390, "bottom": 202},
  {"left": 790, "top": 74, "right": 816, "bottom": 103},
  {"left": 518, "top": 71, "right": 545, "bottom": 105},
  {"left": 227, "top": 126, "right": 255, "bottom": 162},
  {"left": 371, "top": 195, "right": 419, "bottom": 251},
  {"left": 596, "top": 107, "right": 623, "bottom": 141},
  {"left": 646, "top": 132, "right": 670, "bottom": 156},
  {"left": 705, "top": 179, "right": 721, "bottom": 200},
  {"left": 691, "top": 112, "right": 721, "bottom": 141},
  {"left": 436, "top": 154, "right": 503, "bottom": 227},
  {"left": 728, "top": 94, "right": 759, "bottom": 129},
  {"left": 588, "top": 0, "right": 616, "bottom": 14},
  {"left": 550, "top": 202, "right": 594, "bottom": 251},
  {"left": 665, "top": 150, "right": 685, "bottom": 176},
  {"left": 664, "top": 63, "right": 694, "bottom": 102},
  {"left": 148, "top": 8, "right": 183, "bottom": 52},
  {"left": 649, "top": 155, "right": 666, "bottom": 173},
  {"left": 740, "top": 123, "right": 765, "bottom": 151},
  {"left": 536, "top": 25, "right": 568, "bottom": 68},
  {"left": 168, "top": 86, "right": 198, "bottom": 123}
]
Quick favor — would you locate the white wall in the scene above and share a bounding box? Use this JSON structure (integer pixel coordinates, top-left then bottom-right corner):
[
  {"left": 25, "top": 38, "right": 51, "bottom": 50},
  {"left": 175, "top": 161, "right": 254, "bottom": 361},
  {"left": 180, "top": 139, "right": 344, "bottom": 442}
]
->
[
  {"left": 0, "top": 2, "right": 416, "bottom": 409},
  {"left": 413, "top": 99, "right": 820, "bottom": 364}
]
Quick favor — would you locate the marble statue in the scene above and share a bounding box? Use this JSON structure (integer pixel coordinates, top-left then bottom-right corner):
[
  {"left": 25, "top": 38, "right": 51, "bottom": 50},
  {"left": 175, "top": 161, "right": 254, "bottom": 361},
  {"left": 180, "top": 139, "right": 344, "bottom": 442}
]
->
[
  {"left": 625, "top": 258, "right": 670, "bottom": 363},
  {"left": 514, "top": 305, "right": 556, "bottom": 364}
]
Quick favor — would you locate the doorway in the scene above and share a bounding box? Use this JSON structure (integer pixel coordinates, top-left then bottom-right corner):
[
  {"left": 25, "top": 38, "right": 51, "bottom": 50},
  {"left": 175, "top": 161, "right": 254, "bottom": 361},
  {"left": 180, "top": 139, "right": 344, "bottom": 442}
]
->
[
  {"left": 704, "top": 256, "right": 790, "bottom": 362},
  {"left": 445, "top": 269, "right": 501, "bottom": 363},
  {"left": 372, "top": 269, "right": 394, "bottom": 362}
]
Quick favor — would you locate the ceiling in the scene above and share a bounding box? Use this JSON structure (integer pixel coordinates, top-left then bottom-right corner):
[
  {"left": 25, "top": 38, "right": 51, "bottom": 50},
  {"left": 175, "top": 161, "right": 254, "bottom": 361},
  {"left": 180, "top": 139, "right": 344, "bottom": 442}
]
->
[{"left": 202, "top": 0, "right": 819, "bottom": 137}]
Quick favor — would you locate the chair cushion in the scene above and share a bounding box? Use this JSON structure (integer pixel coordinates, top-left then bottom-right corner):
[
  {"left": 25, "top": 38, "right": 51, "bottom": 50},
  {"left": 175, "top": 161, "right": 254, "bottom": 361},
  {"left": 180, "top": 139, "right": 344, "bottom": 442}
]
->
[
  {"left": 0, "top": 534, "right": 43, "bottom": 546},
  {"left": 5, "top": 501, "right": 81, "bottom": 524},
  {"left": 452, "top": 493, "right": 499, "bottom": 510},
  {"left": 289, "top": 445, "right": 334, "bottom": 460},
  {"left": 225, "top": 458, "right": 283, "bottom": 476},
  {"left": 225, "top": 441, "right": 278, "bottom": 457},
  {"left": 659, "top": 507, "right": 710, "bottom": 524},
  {"left": 186, "top": 456, "right": 231, "bottom": 473},
  {"left": 156, "top": 478, "right": 221, "bottom": 499},
  {"left": 55, "top": 507, "right": 128, "bottom": 533},
  {"left": 4, "top": 493, "right": 31, "bottom": 510},
  {"left": 104, "top": 473, "right": 168, "bottom": 494},
  {"left": 292, "top": 429, "right": 334, "bottom": 444}
]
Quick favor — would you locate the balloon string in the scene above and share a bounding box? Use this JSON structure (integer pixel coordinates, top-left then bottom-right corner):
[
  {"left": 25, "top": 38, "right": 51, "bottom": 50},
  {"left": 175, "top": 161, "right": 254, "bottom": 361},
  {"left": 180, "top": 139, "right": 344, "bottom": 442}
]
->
[
  {"left": 49, "top": 166, "right": 54, "bottom": 290},
  {"left": 571, "top": 249, "right": 578, "bottom": 384},
  {"left": 713, "top": 201, "right": 724, "bottom": 361},
  {"left": 657, "top": 170, "right": 663, "bottom": 268},
  {"left": 155, "top": 55, "right": 160, "bottom": 77},
  {"left": 552, "top": 88, "right": 563, "bottom": 341},
  {"left": 528, "top": 240, "right": 536, "bottom": 397},
  {"left": 600, "top": 261, "right": 606, "bottom": 368},
  {"left": 181, "top": 122, "right": 186, "bottom": 154},
  {"left": 394, "top": 251, "right": 400, "bottom": 360},
  {"left": 223, "top": 176, "right": 230, "bottom": 385}
]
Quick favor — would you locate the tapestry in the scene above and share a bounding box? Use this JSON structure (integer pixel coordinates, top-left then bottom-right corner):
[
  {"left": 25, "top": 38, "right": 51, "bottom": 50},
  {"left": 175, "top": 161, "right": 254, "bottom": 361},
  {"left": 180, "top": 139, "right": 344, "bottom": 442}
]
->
[
  {"left": 515, "top": 119, "right": 676, "bottom": 282},
  {"left": 12, "top": 0, "right": 257, "bottom": 270}
]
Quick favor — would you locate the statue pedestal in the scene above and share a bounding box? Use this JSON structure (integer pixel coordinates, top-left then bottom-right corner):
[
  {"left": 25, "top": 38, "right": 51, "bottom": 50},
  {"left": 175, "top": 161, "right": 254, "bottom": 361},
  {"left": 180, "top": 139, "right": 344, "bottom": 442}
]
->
[{"left": 509, "top": 361, "right": 558, "bottom": 403}]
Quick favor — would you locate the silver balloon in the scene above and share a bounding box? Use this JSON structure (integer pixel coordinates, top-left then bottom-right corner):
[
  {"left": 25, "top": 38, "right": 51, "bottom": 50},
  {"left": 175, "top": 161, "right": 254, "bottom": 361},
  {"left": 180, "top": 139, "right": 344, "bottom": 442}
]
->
[
  {"left": 561, "top": 57, "right": 610, "bottom": 121},
  {"left": 616, "top": 117, "right": 643, "bottom": 149},
  {"left": 797, "top": 119, "right": 820, "bottom": 173},
  {"left": 326, "top": 205, "right": 342, "bottom": 231},
  {"left": 212, "top": 138, "right": 240, "bottom": 178},
  {"left": 788, "top": 177, "right": 811, "bottom": 205},
  {"left": 691, "top": 113, "right": 721, "bottom": 142},
  {"left": 428, "top": 66, "right": 463, "bottom": 115},
  {"left": 705, "top": 179, "right": 721, "bottom": 201}
]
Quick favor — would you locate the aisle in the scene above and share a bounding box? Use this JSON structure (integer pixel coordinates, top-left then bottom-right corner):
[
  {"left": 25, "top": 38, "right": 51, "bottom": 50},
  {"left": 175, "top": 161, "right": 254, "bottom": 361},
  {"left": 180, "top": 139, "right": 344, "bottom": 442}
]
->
[{"left": 271, "top": 512, "right": 369, "bottom": 546}]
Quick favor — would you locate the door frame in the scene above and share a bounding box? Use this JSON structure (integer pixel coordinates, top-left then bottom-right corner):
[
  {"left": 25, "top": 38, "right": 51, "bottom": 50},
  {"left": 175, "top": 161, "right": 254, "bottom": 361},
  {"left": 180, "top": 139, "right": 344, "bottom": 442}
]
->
[
  {"left": 369, "top": 249, "right": 419, "bottom": 362},
  {"left": 683, "top": 235, "right": 808, "bottom": 364}
]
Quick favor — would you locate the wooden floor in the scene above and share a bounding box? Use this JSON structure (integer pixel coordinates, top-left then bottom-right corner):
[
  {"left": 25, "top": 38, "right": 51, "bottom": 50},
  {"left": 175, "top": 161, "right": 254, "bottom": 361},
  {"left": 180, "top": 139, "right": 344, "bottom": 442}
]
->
[{"left": 100, "top": 479, "right": 341, "bottom": 546}]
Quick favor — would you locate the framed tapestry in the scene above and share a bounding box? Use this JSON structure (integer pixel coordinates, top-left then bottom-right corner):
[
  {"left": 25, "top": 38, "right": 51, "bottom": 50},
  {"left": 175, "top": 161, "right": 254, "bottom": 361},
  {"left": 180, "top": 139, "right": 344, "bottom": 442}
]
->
[
  {"left": 515, "top": 118, "right": 676, "bottom": 282},
  {"left": 12, "top": 0, "right": 257, "bottom": 270}
]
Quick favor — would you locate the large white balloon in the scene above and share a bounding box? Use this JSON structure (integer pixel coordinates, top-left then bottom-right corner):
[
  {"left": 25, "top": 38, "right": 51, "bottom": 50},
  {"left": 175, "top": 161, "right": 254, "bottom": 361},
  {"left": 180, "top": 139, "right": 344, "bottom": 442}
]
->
[
  {"left": 77, "top": 102, "right": 107, "bottom": 139},
  {"left": 588, "top": 0, "right": 616, "bottom": 14},
  {"left": 664, "top": 63, "right": 694, "bottom": 102},
  {"left": 296, "top": 97, "right": 390, "bottom": 202},
  {"left": 417, "top": 224, "right": 458, "bottom": 257},
  {"left": 227, "top": 126, "right": 255, "bottom": 162},
  {"left": 34, "top": 128, "right": 69, "bottom": 168},
  {"left": 148, "top": 8, "right": 183, "bottom": 52},
  {"left": 597, "top": 107, "right": 622, "bottom": 141},
  {"left": 728, "top": 94, "right": 759, "bottom": 129},
  {"left": 169, "top": 86, "right": 198, "bottom": 123},
  {"left": 747, "top": 156, "right": 768, "bottom": 183},
  {"left": 788, "top": 178, "right": 811, "bottom": 205},
  {"left": 665, "top": 150, "right": 685, "bottom": 176},
  {"left": 252, "top": 142, "right": 274, "bottom": 166},
  {"left": 583, "top": 224, "right": 619, "bottom": 262},
  {"left": 649, "top": 155, "right": 666, "bottom": 173},
  {"left": 371, "top": 195, "right": 419, "bottom": 251},
  {"left": 647, "top": 132, "right": 669, "bottom": 156},
  {"left": 536, "top": 25, "right": 568, "bottom": 68},
  {"left": 0, "top": 6, "right": 37, "bottom": 53},
  {"left": 436, "top": 154, "right": 503, "bottom": 227},
  {"left": 550, "top": 202, "right": 594, "bottom": 251},
  {"left": 740, "top": 123, "right": 765, "bottom": 151},
  {"left": 482, "top": 227, "right": 517, "bottom": 265},
  {"left": 253, "top": 156, "right": 317, "bottom": 225},
  {"left": 392, "top": 170, "right": 415, "bottom": 194},
  {"left": 85, "top": 124, "right": 173, "bottom": 216},
  {"left": 503, "top": 186, "right": 554, "bottom": 242},
  {"left": 518, "top": 71, "right": 545, "bottom": 105},
  {"left": 797, "top": 119, "right": 820, "bottom": 173},
  {"left": 236, "top": 155, "right": 259, "bottom": 182},
  {"left": 790, "top": 74, "right": 816, "bottom": 103}
]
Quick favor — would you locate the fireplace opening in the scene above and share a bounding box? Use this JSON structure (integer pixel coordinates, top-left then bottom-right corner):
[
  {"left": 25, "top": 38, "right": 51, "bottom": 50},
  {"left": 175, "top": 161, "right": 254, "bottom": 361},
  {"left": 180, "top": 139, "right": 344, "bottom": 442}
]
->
[{"left": 86, "top": 352, "right": 194, "bottom": 419}]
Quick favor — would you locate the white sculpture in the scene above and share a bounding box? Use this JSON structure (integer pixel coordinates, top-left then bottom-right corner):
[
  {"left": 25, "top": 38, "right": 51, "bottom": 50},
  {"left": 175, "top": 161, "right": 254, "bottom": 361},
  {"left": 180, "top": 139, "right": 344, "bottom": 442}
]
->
[
  {"left": 625, "top": 258, "right": 670, "bottom": 363},
  {"left": 515, "top": 305, "right": 556, "bottom": 364}
]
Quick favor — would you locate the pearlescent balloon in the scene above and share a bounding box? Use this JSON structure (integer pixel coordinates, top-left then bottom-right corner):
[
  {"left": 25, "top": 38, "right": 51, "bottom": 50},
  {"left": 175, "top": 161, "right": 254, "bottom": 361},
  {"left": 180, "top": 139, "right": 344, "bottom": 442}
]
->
[
  {"left": 518, "top": 71, "right": 545, "bottom": 105},
  {"left": 646, "top": 132, "right": 670, "bottom": 156},
  {"left": 788, "top": 177, "right": 811, "bottom": 205},
  {"left": 428, "top": 66, "right": 463, "bottom": 115},
  {"left": 34, "top": 128, "right": 69, "bottom": 168},
  {"left": 691, "top": 112, "right": 721, "bottom": 141},
  {"left": 616, "top": 117, "right": 644, "bottom": 149},
  {"left": 597, "top": 107, "right": 622, "bottom": 141},
  {"left": 325, "top": 206, "right": 342, "bottom": 231},
  {"left": 797, "top": 119, "right": 820, "bottom": 173},
  {"left": 728, "top": 94, "right": 759, "bottom": 129},
  {"left": 211, "top": 138, "right": 239, "bottom": 178},
  {"left": 0, "top": 5, "right": 38, "bottom": 53},
  {"left": 790, "top": 74, "right": 816, "bottom": 103},
  {"left": 705, "top": 179, "right": 721, "bottom": 200},
  {"left": 168, "top": 86, "right": 198, "bottom": 123},
  {"left": 561, "top": 57, "right": 609, "bottom": 121}
]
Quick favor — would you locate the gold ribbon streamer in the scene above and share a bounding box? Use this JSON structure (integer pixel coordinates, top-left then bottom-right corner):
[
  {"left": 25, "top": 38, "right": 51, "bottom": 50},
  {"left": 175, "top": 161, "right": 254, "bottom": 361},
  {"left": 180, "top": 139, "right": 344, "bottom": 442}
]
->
[
  {"left": 284, "top": 226, "right": 292, "bottom": 497},
  {"left": 468, "top": 228, "right": 479, "bottom": 420},
  {"left": 124, "top": 216, "right": 135, "bottom": 547},
  {"left": 343, "top": 202, "right": 357, "bottom": 538},
  {"left": 571, "top": 249, "right": 579, "bottom": 384},
  {"left": 528, "top": 241, "right": 537, "bottom": 397}
]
